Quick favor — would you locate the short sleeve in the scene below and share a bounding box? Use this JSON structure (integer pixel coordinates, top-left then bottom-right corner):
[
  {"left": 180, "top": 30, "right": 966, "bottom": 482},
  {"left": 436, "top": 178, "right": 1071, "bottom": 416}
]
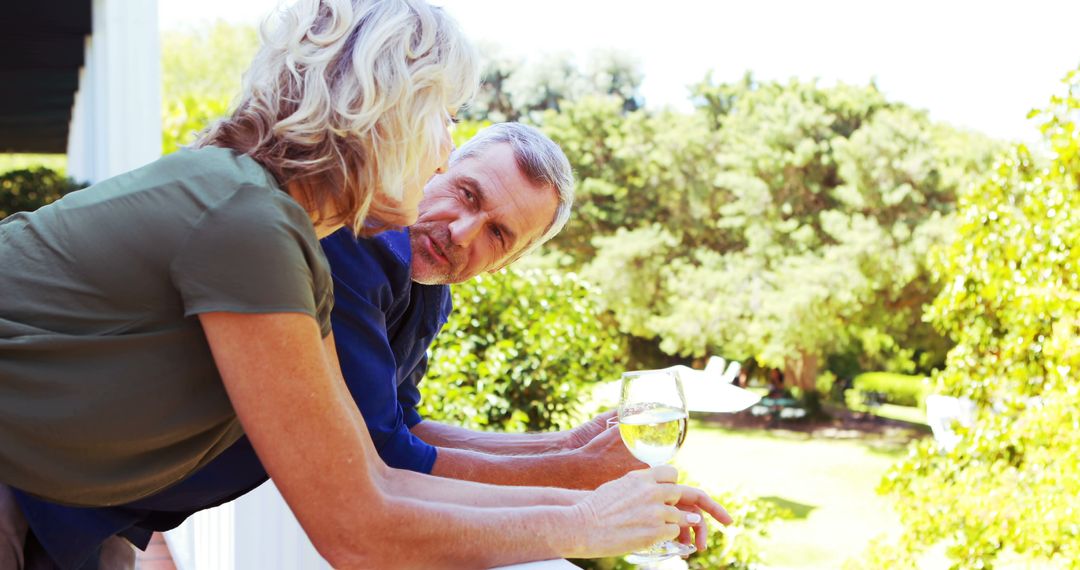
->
[{"left": 170, "top": 185, "right": 332, "bottom": 336}]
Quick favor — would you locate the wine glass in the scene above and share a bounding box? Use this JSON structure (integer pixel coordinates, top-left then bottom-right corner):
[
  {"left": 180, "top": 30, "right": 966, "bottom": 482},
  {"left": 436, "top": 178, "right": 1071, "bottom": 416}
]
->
[{"left": 617, "top": 368, "right": 694, "bottom": 564}]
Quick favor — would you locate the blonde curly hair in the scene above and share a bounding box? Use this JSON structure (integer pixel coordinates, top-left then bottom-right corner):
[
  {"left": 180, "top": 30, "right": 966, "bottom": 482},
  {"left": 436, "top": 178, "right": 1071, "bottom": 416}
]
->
[{"left": 197, "top": 0, "right": 479, "bottom": 233}]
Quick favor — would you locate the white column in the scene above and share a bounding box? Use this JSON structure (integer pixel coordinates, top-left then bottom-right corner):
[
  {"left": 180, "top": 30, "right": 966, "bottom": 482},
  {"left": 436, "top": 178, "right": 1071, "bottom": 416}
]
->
[
  {"left": 164, "top": 501, "right": 236, "bottom": 570},
  {"left": 232, "top": 481, "right": 331, "bottom": 570},
  {"left": 67, "top": 0, "right": 161, "bottom": 183},
  {"left": 165, "top": 481, "right": 331, "bottom": 570}
]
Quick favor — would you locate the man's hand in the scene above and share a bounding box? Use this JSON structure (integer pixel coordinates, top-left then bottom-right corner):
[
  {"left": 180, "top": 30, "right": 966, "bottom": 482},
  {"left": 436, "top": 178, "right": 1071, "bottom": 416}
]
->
[
  {"left": 565, "top": 418, "right": 648, "bottom": 489},
  {"left": 563, "top": 409, "right": 618, "bottom": 450}
]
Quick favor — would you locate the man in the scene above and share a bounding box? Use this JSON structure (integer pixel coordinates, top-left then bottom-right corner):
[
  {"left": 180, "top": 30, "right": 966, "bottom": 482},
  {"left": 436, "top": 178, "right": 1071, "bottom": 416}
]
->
[
  {"left": 323, "top": 121, "right": 643, "bottom": 487},
  {"left": 7, "top": 123, "right": 644, "bottom": 569}
]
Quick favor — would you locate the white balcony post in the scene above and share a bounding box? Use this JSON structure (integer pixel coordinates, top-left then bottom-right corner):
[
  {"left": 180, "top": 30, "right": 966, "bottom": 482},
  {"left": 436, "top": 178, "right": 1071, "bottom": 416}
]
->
[{"left": 67, "top": 0, "right": 161, "bottom": 183}]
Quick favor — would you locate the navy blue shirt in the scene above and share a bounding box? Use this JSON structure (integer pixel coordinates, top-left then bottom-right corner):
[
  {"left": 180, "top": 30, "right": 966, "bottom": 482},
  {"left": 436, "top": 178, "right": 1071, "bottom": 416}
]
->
[{"left": 13, "top": 228, "right": 451, "bottom": 569}]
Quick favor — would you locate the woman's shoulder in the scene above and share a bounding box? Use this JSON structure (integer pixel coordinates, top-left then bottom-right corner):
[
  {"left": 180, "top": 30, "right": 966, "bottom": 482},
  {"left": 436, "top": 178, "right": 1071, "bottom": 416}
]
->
[
  {"left": 161, "top": 146, "right": 282, "bottom": 194},
  {"left": 145, "top": 147, "right": 308, "bottom": 227}
]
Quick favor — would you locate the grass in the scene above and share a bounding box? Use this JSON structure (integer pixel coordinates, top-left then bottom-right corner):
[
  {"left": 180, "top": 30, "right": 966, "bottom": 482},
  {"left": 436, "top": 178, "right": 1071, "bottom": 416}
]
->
[{"left": 674, "top": 419, "right": 913, "bottom": 569}]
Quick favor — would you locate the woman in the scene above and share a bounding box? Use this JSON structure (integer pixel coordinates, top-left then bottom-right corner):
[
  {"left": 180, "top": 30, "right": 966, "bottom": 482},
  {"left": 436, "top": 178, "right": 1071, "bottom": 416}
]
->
[{"left": 0, "top": 1, "right": 728, "bottom": 568}]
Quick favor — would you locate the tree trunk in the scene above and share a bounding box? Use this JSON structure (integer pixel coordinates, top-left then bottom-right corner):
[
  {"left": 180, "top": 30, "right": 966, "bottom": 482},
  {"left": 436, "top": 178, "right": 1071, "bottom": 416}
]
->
[
  {"left": 786, "top": 351, "right": 827, "bottom": 418},
  {"left": 784, "top": 351, "right": 818, "bottom": 392}
]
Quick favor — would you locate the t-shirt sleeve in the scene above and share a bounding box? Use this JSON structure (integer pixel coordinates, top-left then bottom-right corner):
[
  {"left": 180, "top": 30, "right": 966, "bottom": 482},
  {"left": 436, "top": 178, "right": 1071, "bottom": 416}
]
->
[{"left": 170, "top": 185, "right": 331, "bottom": 335}]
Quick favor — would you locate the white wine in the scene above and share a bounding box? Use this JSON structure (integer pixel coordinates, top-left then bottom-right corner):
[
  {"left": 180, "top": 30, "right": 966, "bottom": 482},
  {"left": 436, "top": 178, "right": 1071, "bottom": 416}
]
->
[{"left": 618, "top": 405, "right": 688, "bottom": 466}]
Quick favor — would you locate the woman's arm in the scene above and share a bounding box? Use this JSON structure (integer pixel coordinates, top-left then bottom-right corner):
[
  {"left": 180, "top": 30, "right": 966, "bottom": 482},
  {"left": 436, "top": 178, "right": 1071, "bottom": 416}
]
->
[{"left": 200, "top": 312, "right": 714, "bottom": 568}]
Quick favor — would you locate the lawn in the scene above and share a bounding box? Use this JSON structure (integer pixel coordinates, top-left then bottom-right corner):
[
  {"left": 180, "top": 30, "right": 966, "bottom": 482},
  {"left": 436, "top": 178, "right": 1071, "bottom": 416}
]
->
[{"left": 675, "top": 417, "right": 920, "bottom": 569}]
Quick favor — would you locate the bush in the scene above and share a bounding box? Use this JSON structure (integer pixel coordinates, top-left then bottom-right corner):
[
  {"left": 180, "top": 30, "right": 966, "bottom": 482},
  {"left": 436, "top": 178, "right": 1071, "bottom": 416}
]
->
[
  {"left": 850, "top": 372, "right": 930, "bottom": 408},
  {"left": 0, "top": 168, "right": 86, "bottom": 219},
  {"left": 420, "top": 267, "right": 627, "bottom": 432}
]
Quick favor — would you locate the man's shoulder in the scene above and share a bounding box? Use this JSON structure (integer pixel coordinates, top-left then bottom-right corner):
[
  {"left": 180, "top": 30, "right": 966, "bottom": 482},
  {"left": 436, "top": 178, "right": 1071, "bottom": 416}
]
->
[{"left": 320, "top": 228, "right": 412, "bottom": 300}]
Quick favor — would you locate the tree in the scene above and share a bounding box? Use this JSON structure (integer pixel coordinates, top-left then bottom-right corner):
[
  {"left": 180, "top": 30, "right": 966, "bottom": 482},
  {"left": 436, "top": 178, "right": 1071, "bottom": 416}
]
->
[
  {"left": 458, "top": 42, "right": 522, "bottom": 123},
  {"left": 459, "top": 47, "right": 645, "bottom": 123},
  {"left": 875, "top": 68, "right": 1080, "bottom": 568},
  {"left": 161, "top": 22, "right": 260, "bottom": 154},
  {"left": 547, "top": 77, "right": 999, "bottom": 398}
]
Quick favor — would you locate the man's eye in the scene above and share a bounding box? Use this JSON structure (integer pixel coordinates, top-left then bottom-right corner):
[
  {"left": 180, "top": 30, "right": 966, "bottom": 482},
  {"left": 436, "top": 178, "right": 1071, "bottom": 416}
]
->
[
  {"left": 462, "top": 189, "right": 475, "bottom": 203},
  {"left": 490, "top": 226, "right": 505, "bottom": 246}
]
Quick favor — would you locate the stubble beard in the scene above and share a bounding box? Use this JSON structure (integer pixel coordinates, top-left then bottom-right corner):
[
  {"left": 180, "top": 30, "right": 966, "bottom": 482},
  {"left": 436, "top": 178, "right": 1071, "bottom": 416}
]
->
[{"left": 409, "top": 223, "right": 459, "bottom": 285}]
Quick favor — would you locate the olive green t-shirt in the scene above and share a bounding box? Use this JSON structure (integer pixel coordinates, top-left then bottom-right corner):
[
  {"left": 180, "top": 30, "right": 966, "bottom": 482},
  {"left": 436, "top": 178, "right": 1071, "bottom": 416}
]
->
[{"left": 0, "top": 146, "right": 333, "bottom": 506}]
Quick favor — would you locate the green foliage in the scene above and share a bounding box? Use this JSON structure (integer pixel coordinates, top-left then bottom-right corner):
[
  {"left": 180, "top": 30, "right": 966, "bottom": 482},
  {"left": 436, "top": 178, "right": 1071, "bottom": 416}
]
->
[
  {"left": 543, "top": 76, "right": 1000, "bottom": 396},
  {"left": 450, "top": 120, "right": 489, "bottom": 149},
  {"left": 0, "top": 154, "right": 67, "bottom": 176},
  {"left": 575, "top": 481, "right": 786, "bottom": 570},
  {"left": 850, "top": 372, "right": 930, "bottom": 408},
  {"left": 161, "top": 23, "right": 260, "bottom": 154},
  {"left": 419, "top": 267, "right": 626, "bottom": 432},
  {"left": 0, "top": 168, "right": 87, "bottom": 219},
  {"left": 878, "top": 67, "right": 1080, "bottom": 568}
]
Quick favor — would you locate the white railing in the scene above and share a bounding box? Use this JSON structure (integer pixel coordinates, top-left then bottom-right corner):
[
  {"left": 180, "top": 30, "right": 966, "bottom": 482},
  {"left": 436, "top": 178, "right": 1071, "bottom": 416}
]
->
[{"left": 165, "top": 480, "right": 576, "bottom": 570}]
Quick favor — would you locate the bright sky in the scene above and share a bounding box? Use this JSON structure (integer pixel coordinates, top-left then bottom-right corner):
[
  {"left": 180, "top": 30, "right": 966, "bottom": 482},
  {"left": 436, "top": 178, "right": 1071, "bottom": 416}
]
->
[{"left": 159, "top": 0, "right": 1080, "bottom": 143}]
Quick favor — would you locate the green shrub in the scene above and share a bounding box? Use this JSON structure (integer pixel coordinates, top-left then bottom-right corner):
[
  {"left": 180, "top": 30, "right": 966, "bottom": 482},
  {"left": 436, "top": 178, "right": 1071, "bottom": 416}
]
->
[
  {"left": 420, "top": 267, "right": 627, "bottom": 432},
  {"left": 816, "top": 370, "right": 846, "bottom": 403},
  {"left": 850, "top": 371, "right": 930, "bottom": 408},
  {"left": 0, "top": 168, "right": 86, "bottom": 219}
]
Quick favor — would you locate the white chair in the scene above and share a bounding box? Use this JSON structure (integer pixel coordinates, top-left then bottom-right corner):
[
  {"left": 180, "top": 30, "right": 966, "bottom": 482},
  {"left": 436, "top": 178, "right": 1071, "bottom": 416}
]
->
[
  {"left": 924, "top": 395, "right": 976, "bottom": 452},
  {"left": 704, "top": 356, "right": 726, "bottom": 375},
  {"left": 720, "top": 361, "right": 741, "bottom": 384}
]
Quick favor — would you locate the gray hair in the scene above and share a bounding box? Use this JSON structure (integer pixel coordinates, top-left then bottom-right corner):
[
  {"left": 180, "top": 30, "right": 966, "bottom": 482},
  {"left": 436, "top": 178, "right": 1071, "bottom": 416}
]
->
[{"left": 450, "top": 122, "right": 574, "bottom": 258}]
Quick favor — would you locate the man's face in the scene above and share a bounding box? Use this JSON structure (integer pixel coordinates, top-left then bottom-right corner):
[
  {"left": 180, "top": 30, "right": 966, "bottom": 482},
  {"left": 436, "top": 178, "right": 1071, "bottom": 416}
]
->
[{"left": 409, "top": 143, "right": 558, "bottom": 284}]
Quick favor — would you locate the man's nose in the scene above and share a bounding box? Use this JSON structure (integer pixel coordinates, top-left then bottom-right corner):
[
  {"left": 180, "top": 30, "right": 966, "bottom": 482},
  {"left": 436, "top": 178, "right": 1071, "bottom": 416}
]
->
[{"left": 448, "top": 214, "right": 484, "bottom": 247}]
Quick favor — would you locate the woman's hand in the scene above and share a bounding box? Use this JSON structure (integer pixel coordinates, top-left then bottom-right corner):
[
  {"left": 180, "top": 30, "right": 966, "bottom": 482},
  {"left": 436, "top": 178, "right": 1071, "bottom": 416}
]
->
[
  {"left": 670, "top": 483, "right": 732, "bottom": 552},
  {"left": 567, "top": 466, "right": 731, "bottom": 558}
]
